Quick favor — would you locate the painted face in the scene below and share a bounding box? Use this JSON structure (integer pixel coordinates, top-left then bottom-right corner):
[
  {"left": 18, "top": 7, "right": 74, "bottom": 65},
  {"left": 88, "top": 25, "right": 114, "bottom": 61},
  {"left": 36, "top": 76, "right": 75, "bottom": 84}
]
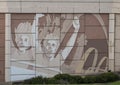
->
[
  {"left": 43, "top": 39, "right": 59, "bottom": 60},
  {"left": 44, "top": 40, "right": 59, "bottom": 53},
  {"left": 46, "top": 40, "right": 59, "bottom": 53},
  {"left": 16, "top": 35, "right": 30, "bottom": 53}
]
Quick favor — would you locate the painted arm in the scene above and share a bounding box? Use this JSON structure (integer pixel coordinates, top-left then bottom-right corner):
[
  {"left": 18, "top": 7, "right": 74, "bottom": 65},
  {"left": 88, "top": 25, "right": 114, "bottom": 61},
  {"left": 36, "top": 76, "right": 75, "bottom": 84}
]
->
[
  {"left": 32, "top": 14, "right": 44, "bottom": 51},
  {"left": 61, "top": 16, "right": 80, "bottom": 60}
]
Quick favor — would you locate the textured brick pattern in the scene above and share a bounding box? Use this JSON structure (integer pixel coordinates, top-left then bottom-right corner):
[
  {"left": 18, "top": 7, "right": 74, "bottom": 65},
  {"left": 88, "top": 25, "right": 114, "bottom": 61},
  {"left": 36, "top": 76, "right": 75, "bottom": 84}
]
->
[{"left": 0, "top": 0, "right": 120, "bottom": 13}]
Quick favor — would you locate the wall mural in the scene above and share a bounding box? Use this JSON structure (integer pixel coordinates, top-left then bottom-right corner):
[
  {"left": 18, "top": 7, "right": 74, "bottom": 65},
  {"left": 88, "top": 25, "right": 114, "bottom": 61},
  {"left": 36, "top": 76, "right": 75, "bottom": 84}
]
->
[
  {"left": 0, "top": 14, "right": 5, "bottom": 82},
  {"left": 11, "top": 14, "right": 109, "bottom": 81}
]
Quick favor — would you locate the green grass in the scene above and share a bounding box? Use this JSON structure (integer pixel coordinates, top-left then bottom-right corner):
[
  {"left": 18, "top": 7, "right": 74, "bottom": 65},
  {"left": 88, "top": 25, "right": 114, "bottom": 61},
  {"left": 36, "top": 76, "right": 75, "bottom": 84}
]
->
[
  {"left": 102, "top": 81, "right": 120, "bottom": 85},
  {"left": 13, "top": 81, "right": 120, "bottom": 85},
  {"left": 74, "top": 81, "right": 120, "bottom": 85},
  {"left": 72, "top": 81, "right": 120, "bottom": 85}
]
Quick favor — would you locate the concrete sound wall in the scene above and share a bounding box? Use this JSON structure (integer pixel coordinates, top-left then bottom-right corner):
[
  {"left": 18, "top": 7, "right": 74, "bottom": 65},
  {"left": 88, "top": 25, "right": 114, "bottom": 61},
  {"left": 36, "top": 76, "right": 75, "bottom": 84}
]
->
[{"left": 0, "top": 0, "right": 120, "bottom": 82}]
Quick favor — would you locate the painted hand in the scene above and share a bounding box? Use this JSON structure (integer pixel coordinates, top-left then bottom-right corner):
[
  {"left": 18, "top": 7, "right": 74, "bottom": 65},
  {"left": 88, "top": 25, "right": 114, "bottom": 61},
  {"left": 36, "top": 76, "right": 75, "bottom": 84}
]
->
[{"left": 73, "top": 16, "right": 80, "bottom": 32}]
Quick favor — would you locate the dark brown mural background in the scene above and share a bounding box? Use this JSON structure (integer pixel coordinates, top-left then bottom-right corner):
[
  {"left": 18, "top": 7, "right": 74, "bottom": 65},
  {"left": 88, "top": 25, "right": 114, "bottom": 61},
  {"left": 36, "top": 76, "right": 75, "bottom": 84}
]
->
[
  {"left": 0, "top": 14, "right": 5, "bottom": 82},
  {"left": 10, "top": 14, "right": 109, "bottom": 81}
]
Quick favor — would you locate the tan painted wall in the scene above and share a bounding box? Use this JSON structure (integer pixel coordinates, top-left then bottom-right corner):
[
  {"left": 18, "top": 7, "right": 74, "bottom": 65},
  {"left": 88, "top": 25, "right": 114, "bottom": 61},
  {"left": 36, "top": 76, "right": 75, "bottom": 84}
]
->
[
  {"left": 0, "top": 0, "right": 120, "bottom": 82},
  {"left": 0, "top": 0, "right": 120, "bottom": 13}
]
